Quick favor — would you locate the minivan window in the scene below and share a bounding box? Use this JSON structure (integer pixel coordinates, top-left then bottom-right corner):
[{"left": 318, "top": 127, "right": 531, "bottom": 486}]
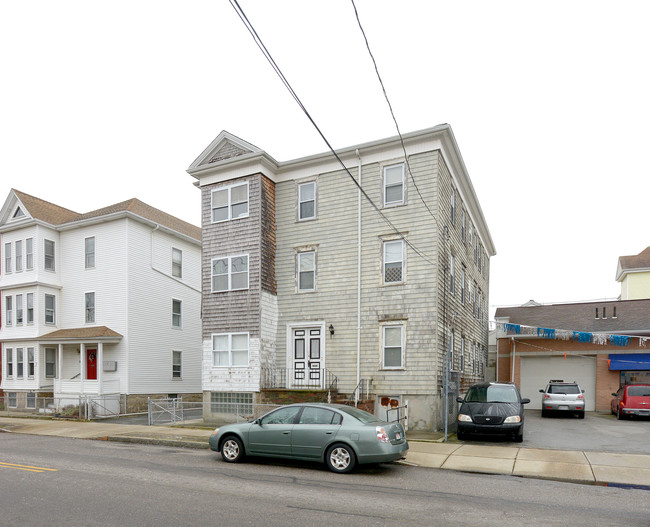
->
[{"left": 628, "top": 386, "right": 650, "bottom": 397}]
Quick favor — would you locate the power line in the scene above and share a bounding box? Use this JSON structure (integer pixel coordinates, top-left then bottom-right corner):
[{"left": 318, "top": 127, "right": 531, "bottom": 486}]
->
[
  {"left": 228, "top": 0, "right": 438, "bottom": 267},
  {"left": 350, "top": 0, "right": 438, "bottom": 226}
]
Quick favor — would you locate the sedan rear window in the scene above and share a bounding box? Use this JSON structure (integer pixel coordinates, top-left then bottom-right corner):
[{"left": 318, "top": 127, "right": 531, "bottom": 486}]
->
[
  {"left": 548, "top": 384, "right": 580, "bottom": 394},
  {"left": 337, "top": 406, "right": 381, "bottom": 423},
  {"left": 628, "top": 386, "right": 650, "bottom": 397}
]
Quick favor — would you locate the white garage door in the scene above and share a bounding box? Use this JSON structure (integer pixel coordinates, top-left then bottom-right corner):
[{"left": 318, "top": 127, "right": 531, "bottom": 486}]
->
[{"left": 519, "top": 356, "right": 596, "bottom": 411}]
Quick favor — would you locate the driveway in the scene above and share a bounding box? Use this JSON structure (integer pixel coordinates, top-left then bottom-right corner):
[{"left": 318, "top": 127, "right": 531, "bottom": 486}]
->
[{"left": 465, "top": 410, "right": 650, "bottom": 455}]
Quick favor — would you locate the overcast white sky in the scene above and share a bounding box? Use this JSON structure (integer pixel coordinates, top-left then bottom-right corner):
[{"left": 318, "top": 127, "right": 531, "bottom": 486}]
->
[{"left": 1, "top": 1, "right": 648, "bottom": 317}]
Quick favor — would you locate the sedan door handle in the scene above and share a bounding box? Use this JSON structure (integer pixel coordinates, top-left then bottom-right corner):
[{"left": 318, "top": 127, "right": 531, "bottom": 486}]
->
[
  {"left": 325, "top": 431, "right": 333, "bottom": 435},
  {"left": 282, "top": 431, "right": 291, "bottom": 435}
]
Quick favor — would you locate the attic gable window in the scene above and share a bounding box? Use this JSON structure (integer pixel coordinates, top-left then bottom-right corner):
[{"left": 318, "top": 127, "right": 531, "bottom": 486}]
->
[
  {"left": 12, "top": 207, "right": 25, "bottom": 219},
  {"left": 211, "top": 182, "right": 249, "bottom": 223}
]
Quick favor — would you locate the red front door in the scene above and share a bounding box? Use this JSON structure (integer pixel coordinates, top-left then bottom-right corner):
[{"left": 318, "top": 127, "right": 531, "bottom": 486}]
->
[{"left": 86, "top": 349, "right": 97, "bottom": 380}]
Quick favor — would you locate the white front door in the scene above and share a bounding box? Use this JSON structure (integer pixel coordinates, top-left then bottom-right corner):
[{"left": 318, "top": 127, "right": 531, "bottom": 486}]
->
[{"left": 292, "top": 327, "right": 323, "bottom": 388}]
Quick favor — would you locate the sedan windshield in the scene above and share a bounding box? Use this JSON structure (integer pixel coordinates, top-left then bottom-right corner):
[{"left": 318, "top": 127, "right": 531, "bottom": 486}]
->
[{"left": 465, "top": 386, "right": 519, "bottom": 403}]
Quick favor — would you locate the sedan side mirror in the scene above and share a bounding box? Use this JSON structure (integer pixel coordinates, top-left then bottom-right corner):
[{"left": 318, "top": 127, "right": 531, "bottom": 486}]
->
[
  {"left": 611, "top": 393, "right": 617, "bottom": 397},
  {"left": 539, "top": 389, "right": 544, "bottom": 393},
  {"left": 456, "top": 397, "right": 464, "bottom": 404},
  {"left": 582, "top": 390, "right": 585, "bottom": 393},
  {"left": 521, "top": 398, "right": 531, "bottom": 404}
]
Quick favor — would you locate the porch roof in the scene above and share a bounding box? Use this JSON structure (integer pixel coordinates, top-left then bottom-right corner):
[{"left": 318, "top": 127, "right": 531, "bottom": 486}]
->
[{"left": 39, "top": 326, "right": 123, "bottom": 343}]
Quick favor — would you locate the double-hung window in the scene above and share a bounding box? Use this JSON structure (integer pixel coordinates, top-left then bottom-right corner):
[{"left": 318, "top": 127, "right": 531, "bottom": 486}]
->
[
  {"left": 212, "top": 333, "right": 249, "bottom": 367},
  {"left": 28, "top": 348, "right": 35, "bottom": 378},
  {"left": 85, "top": 292, "right": 95, "bottom": 323},
  {"left": 26, "top": 238, "right": 33, "bottom": 270},
  {"left": 172, "top": 248, "right": 182, "bottom": 278},
  {"left": 451, "top": 187, "right": 456, "bottom": 224},
  {"left": 211, "top": 255, "right": 249, "bottom": 292},
  {"left": 298, "top": 181, "right": 316, "bottom": 220},
  {"left": 5, "top": 296, "right": 12, "bottom": 325},
  {"left": 16, "top": 348, "right": 24, "bottom": 379},
  {"left": 85, "top": 237, "right": 95, "bottom": 269},
  {"left": 460, "top": 337, "right": 465, "bottom": 372},
  {"left": 45, "top": 294, "right": 56, "bottom": 324},
  {"left": 172, "top": 299, "right": 182, "bottom": 328},
  {"left": 383, "top": 240, "right": 404, "bottom": 284},
  {"left": 26, "top": 293, "right": 34, "bottom": 324},
  {"left": 449, "top": 255, "right": 455, "bottom": 295},
  {"left": 16, "top": 294, "right": 23, "bottom": 325},
  {"left": 384, "top": 164, "right": 404, "bottom": 206},
  {"left": 383, "top": 325, "right": 404, "bottom": 369},
  {"left": 45, "top": 348, "right": 56, "bottom": 378},
  {"left": 211, "top": 182, "right": 249, "bottom": 223},
  {"left": 172, "top": 351, "right": 182, "bottom": 379},
  {"left": 297, "top": 251, "right": 315, "bottom": 291},
  {"left": 4, "top": 243, "right": 11, "bottom": 273},
  {"left": 461, "top": 268, "right": 466, "bottom": 305},
  {"left": 15, "top": 240, "right": 22, "bottom": 272},
  {"left": 44, "top": 239, "right": 55, "bottom": 271},
  {"left": 6, "top": 348, "right": 13, "bottom": 377}
]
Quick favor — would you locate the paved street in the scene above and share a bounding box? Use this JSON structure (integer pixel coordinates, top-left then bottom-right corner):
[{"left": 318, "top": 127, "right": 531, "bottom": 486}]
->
[{"left": 1, "top": 434, "right": 648, "bottom": 527}]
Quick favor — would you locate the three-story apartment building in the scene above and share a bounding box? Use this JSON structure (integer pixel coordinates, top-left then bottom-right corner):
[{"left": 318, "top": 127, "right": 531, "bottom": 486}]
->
[
  {"left": 0, "top": 190, "right": 202, "bottom": 414},
  {"left": 188, "top": 125, "right": 495, "bottom": 430}
]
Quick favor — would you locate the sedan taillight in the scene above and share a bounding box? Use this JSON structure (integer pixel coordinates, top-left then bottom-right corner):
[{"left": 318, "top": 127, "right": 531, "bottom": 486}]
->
[
  {"left": 577, "top": 394, "right": 584, "bottom": 400},
  {"left": 376, "top": 426, "right": 389, "bottom": 443}
]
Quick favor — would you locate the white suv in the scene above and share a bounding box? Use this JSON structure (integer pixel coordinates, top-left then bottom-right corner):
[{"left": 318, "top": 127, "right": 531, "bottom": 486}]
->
[{"left": 539, "top": 380, "right": 585, "bottom": 419}]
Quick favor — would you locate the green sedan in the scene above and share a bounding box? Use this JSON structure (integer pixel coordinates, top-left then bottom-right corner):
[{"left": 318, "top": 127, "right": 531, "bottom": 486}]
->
[{"left": 209, "top": 403, "right": 408, "bottom": 473}]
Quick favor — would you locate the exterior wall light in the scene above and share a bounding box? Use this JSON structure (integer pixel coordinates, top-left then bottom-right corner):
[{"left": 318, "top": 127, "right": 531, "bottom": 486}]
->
[{"left": 329, "top": 324, "right": 334, "bottom": 337}]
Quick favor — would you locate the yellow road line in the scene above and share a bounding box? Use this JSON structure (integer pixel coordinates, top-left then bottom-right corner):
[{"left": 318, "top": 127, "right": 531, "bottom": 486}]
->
[{"left": 0, "top": 461, "right": 57, "bottom": 473}]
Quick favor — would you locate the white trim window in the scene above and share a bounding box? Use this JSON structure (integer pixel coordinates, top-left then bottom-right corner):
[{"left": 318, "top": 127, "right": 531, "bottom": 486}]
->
[
  {"left": 15, "top": 240, "right": 22, "bottom": 272},
  {"left": 4, "top": 242, "right": 11, "bottom": 273},
  {"left": 26, "top": 393, "right": 36, "bottom": 409},
  {"left": 85, "top": 237, "right": 95, "bottom": 269},
  {"left": 298, "top": 181, "right": 316, "bottom": 220},
  {"left": 451, "top": 187, "right": 456, "bottom": 224},
  {"left": 172, "top": 350, "right": 182, "bottom": 379},
  {"left": 383, "top": 240, "right": 404, "bottom": 284},
  {"left": 172, "top": 248, "right": 182, "bottom": 278},
  {"left": 384, "top": 163, "right": 405, "bottom": 206},
  {"left": 16, "top": 294, "right": 23, "bottom": 325},
  {"left": 211, "top": 254, "right": 249, "bottom": 292},
  {"left": 460, "top": 336, "right": 465, "bottom": 372},
  {"left": 26, "top": 293, "right": 34, "bottom": 324},
  {"left": 211, "top": 182, "right": 249, "bottom": 223},
  {"left": 5, "top": 295, "right": 12, "bottom": 326},
  {"left": 85, "top": 292, "right": 95, "bottom": 323},
  {"left": 44, "top": 239, "right": 55, "bottom": 271},
  {"left": 212, "top": 333, "right": 249, "bottom": 367},
  {"left": 449, "top": 331, "right": 455, "bottom": 370},
  {"left": 382, "top": 325, "right": 404, "bottom": 369},
  {"left": 461, "top": 210, "right": 466, "bottom": 242},
  {"left": 461, "top": 267, "right": 466, "bottom": 305},
  {"left": 26, "top": 238, "right": 33, "bottom": 270},
  {"left": 297, "top": 251, "right": 315, "bottom": 292},
  {"left": 28, "top": 348, "right": 35, "bottom": 378},
  {"left": 45, "top": 294, "right": 56, "bottom": 324},
  {"left": 16, "top": 348, "right": 24, "bottom": 379},
  {"left": 45, "top": 348, "right": 56, "bottom": 379},
  {"left": 449, "top": 254, "right": 455, "bottom": 295},
  {"left": 172, "top": 299, "right": 182, "bottom": 328},
  {"left": 6, "top": 348, "right": 13, "bottom": 377}
]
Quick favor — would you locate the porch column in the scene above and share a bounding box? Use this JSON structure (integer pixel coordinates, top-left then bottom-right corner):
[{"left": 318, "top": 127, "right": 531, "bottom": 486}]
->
[
  {"left": 80, "top": 343, "right": 85, "bottom": 393},
  {"left": 57, "top": 344, "right": 64, "bottom": 393},
  {"left": 97, "top": 342, "right": 103, "bottom": 395}
]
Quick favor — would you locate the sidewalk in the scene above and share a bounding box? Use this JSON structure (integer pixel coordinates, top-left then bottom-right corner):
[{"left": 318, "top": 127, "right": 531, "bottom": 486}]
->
[{"left": 1, "top": 416, "right": 649, "bottom": 488}]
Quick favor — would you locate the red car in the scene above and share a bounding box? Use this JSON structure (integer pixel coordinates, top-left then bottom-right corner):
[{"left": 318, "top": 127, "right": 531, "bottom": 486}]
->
[{"left": 611, "top": 384, "right": 650, "bottom": 419}]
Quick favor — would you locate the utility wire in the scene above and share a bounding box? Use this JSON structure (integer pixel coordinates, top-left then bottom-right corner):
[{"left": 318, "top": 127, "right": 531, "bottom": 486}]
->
[
  {"left": 229, "top": 0, "right": 437, "bottom": 266},
  {"left": 350, "top": 0, "right": 438, "bottom": 226}
]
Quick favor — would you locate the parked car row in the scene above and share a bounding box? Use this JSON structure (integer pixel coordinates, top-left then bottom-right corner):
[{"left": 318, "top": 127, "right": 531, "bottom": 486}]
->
[{"left": 454, "top": 380, "right": 650, "bottom": 445}]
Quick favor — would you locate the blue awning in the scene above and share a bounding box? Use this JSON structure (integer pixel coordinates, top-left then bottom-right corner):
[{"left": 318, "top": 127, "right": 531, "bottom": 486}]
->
[{"left": 608, "top": 353, "right": 650, "bottom": 370}]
